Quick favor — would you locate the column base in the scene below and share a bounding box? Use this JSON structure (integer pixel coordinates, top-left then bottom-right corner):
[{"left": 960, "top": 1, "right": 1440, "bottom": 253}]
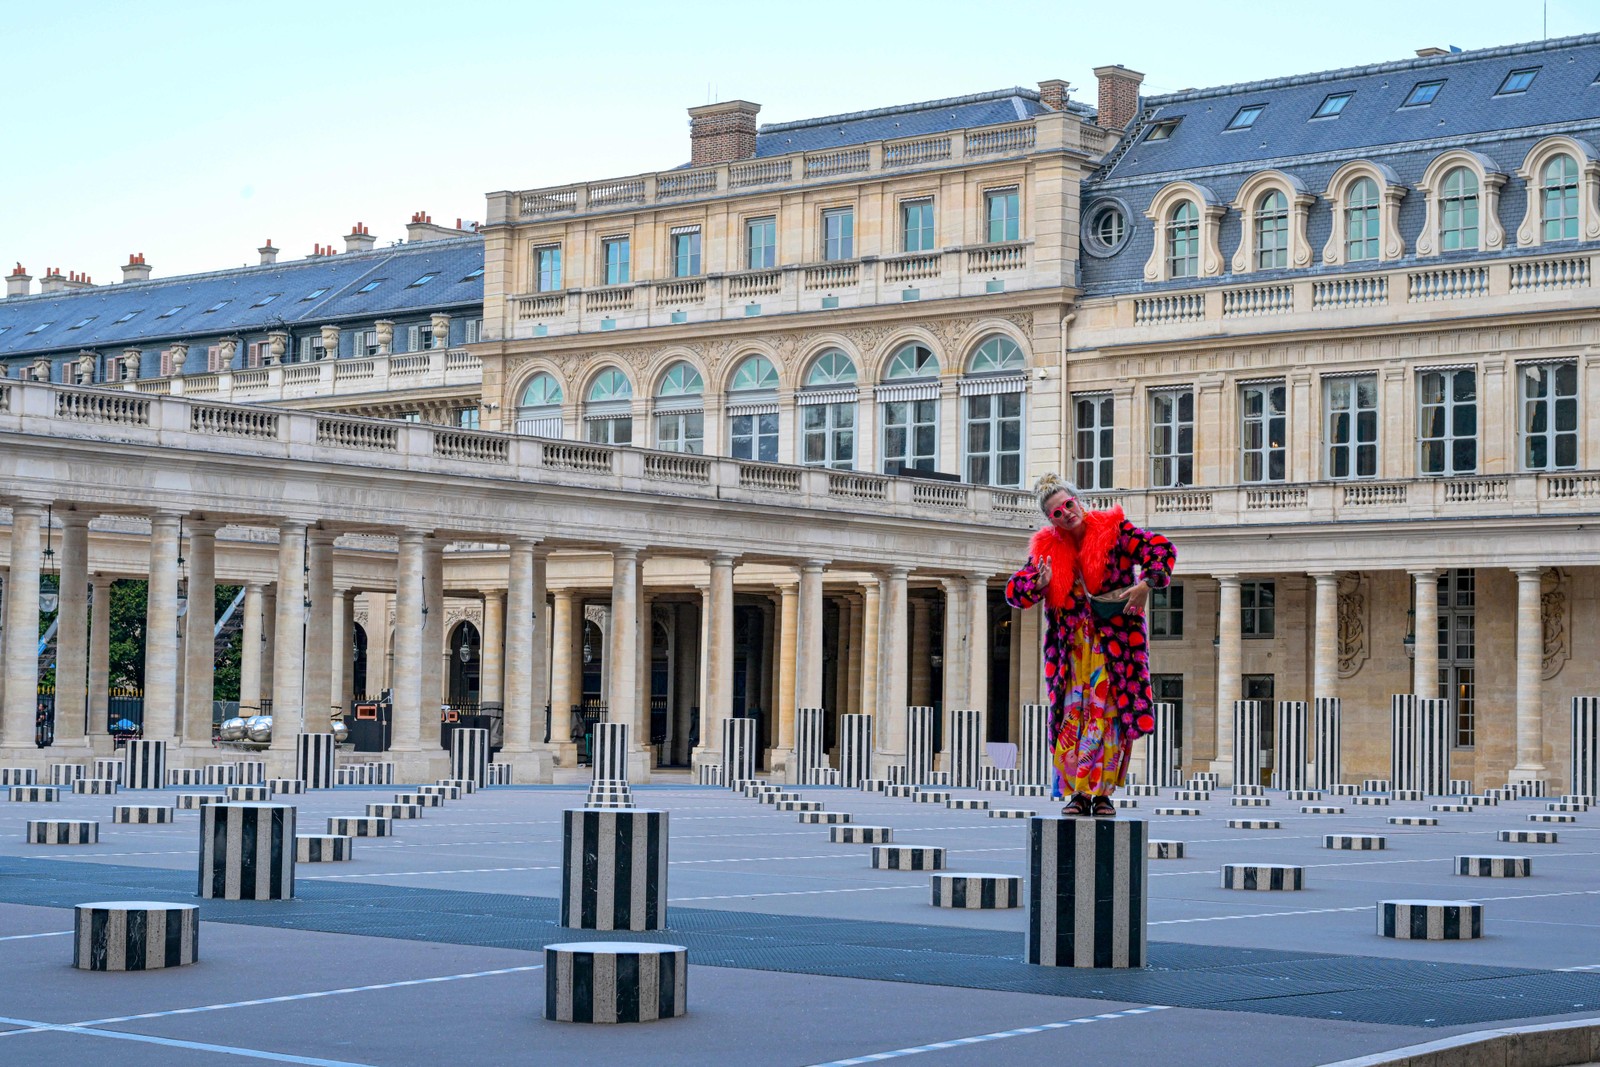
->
[
  {"left": 1207, "top": 759, "right": 1236, "bottom": 787},
  {"left": 502, "top": 749, "right": 554, "bottom": 784},
  {"left": 1507, "top": 765, "right": 1547, "bottom": 784},
  {"left": 626, "top": 749, "right": 653, "bottom": 784},
  {"left": 547, "top": 741, "right": 580, "bottom": 768}
]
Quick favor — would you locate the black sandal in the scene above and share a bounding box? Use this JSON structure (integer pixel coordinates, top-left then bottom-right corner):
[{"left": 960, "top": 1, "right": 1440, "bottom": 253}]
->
[
  {"left": 1091, "top": 796, "right": 1117, "bottom": 817},
  {"left": 1062, "top": 794, "right": 1090, "bottom": 817}
]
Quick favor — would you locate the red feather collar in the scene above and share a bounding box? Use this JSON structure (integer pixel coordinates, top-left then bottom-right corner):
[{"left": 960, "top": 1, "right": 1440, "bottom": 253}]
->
[{"left": 1028, "top": 506, "right": 1125, "bottom": 609}]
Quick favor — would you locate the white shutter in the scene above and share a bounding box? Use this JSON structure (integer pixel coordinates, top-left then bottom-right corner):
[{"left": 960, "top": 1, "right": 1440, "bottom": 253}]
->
[{"left": 408, "top": 325, "right": 420, "bottom": 352}]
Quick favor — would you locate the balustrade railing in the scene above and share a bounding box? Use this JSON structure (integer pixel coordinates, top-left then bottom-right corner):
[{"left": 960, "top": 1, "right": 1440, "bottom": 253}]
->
[
  {"left": 1134, "top": 292, "right": 1205, "bottom": 326},
  {"left": 803, "top": 263, "right": 858, "bottom": 290},
  {"left": 883, "top": 254, "right": 940, "bottom": 283},
  {"left": 434, "top": 429, "right": 509, "bottom": 463},
  {"left": 56, "top": 389, "right": 150, "bottom": 426},
  {"left": 728, "top": 270, "right": 781, "bottom": 298},
  {"left": 316, "top": 416, "right": 397, "bottom": 452},
  {"left": 644, "top": 452, "right": 711, "bottom": 483},
  {"left": 1510, "top": 255, "right": 1590, "bottom": 293},
  {"left": 965, "top": 243, "right": 1026, "bottom": 273},
  {"left": 1408, "top": 265, "right": 1488, "bottom": 302},
  {"left": 191, "top": 405, "right": 279, "bottom": 440},
  {"left": 1222, "top": 284, "right": 1293, "bottom": 318},
  {"left": 1313, "top": 274, "right": 1388, "bottom": 310}
]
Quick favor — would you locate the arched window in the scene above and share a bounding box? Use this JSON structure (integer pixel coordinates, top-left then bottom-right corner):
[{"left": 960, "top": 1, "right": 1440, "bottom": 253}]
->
[
  {"left": 801, "top": 350, "right": 858, "bottom": 470},
  {"left": 515, "top": 372, "right": 564, "bottom": 438},
  {"left": 1167, "top": 202, "right": 1199, "bottom": 278},
  {"left": 656, "top": 362, "right": 703, "bottom": 398},
  {"left": 966, "top": 335, "right": 1024, "bottom": 374},
  {"left": 585, "top": 369, "right": 633, "bottom": 446},
  {"left": 880, "top": 343, "right": 939, "bottom": 474},
  {"left": 884, "top": 343, "right": 939, "bottom": 380},
  {"left": 654, "top": 361, "right": 704, "bottom": 454},
  {"left": 1345, "top": 177, "right": 1381, "bottom": 262},
  {"left": 1542, "top": 155, "right": 1580, "bottom": 241},
  {"left": 1255, "top": 191, "right": 1289, "bottom": 270},
  {"left": 962, "top": 336, "right": 1025, "bottom": 487},
  {"left": 1439, "top": 167, "right": 1480, "bottom": 251},
  {"left": 727, "top": 354, "right": 778, "bottom": 462}
]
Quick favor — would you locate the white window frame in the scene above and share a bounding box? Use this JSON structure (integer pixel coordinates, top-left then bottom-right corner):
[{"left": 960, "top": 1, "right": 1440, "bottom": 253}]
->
[
  {"left": 601, "top": 235, "right": 631, "bottom": 286},
  {"left": 1518, "top": 360, "right": 1579, "bottom": 472},
  {"left": 1149, "top": 388, "right": 1194, "bottom": 488},
  {"left": 800, "top": 396, "right": 856, "bottom": 470},
  {"left": 1239, "top": 380, "right": 1287, "bottom": 484},
  {"left": 746, "top": 216, "right": 777, "bottom": 270},
  {"left": 822, "top": 208, "right": 854, "bottom": 261},
  {"left": 654, "top": 410, "right": 704, "bottom": 454},
  {"left": 984, "top": 187, "right": 1019, "bottom": 243},
  {"left": 962, "top": 388, "right": 1024, "bottom": 488},
  {"left": 1323, "top": 374, "right": 1378, "bottom": 480},
  {"left": 728, "top": 409, "right": 778, "bottom": 462},
  {"left": 1074, "top": 393, "right": 1114, "bottom": 491},
  {"left": 1418, "top": 367, "right": 1478, "bottom": 476},
  {"left": 534, "top": 244, "right": 562, "bottom": 292},
  {"left": 900, "top": 197, "right": 935, "bottom": 253}
]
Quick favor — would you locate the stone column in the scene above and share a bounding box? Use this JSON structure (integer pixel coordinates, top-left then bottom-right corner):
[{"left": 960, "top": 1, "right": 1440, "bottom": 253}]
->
[
  {"left": 55, "top": 514, "right": 91, "bottom": 743},
  {"left": 391, "top": 532, "right": 427, "bottom": 751},
  {"left": 1512, "top": 568, "right": 1547, "bottom": 782},
  {"left": 1211, "top": 574, "right": 1241, "bottom": 783},
  {"left": 775, "top": 578, "right": 798, "bottom": 760},
  {"left": 1, "top": 503, "right": 42, "bottom": 749},
  {"left": 88, "top": 577, "right": 113, "bottom": 737},
  {"left": 877, "top": 567, "right": 910, "bottom": 763},
  {"left": 608, "top": 546, "right": 642, "bottom": 757},
  {"left": 480, "top": 589, "right": 505, "bottom": 708},
  {"left": 698, "top": 554, "right": 736, "bottom": 767},
  {"left": 796, "top": 561, "right": 826, "bottom": 709},
  {"left": 941, "top": 580, "right": 965, "bottom": 745},
  {"left": 181, "top": 521, "right": 218, "bottom": 746},
  {"left": 422, "top": 539, "right": 445, "bottom": 713},
  {"left": 859, "top": 579, "right": 880, "bottom": 721},
  {"left": 260, "top": 587, "right": 276, "bottom": 701},
  {"left": 966, "top": 573, "right": 991, "bottom": 734},
  {"left": 504, "top": 539, "right": 535, "bottom": 752},
  {"left": 269, "top": 520, "right": 308, "bottom": 750},
  {"left": 845, "top": 594, "right": 864, "bottom": 715},
  {"left": 303, "top": 530, "right": 336, "bottom": 727},
  {"left": 1411, "top": 569, "right": 1439, "bottom": 697},
  {"left": 142, "top": 513, "right": 182, "bottom": 744},
  {"left": 550, "top": 590, "right": 576, "bottom": 757},
  {"left": 530, "top": 547, "right": 550, "bottom": 745},
  {"left": 908, "top": 597, "right": 932, "bottom": 705},
  {"left": 1311, "top": 571, "right": 1339, "bottom": 704},
  {"left": 337, "top": 590, "right": 359, "bottom": 705},
  {"left": 239, "top": 583, "right": 264, "bottom": 711}
]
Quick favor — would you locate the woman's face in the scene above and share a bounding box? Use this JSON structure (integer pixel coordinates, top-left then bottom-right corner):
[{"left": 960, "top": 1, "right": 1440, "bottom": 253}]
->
[{"left": 1044, "top": 490, "right": 1084, "bottom": 533}]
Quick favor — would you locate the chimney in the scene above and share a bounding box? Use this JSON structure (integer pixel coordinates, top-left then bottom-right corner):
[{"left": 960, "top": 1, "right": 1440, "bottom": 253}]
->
[
  {"left": 1093, "top": 64, "right": 1146, "bottom": 131},
  {"left": 121, "top": 252, "right": 152, "bottom": 283},
  {"left": 1415, "top": 46, "right": 1450, "bottom": 57},
  {"left": 38, "top": 267, "right": 67, "bottom": 294},
  {"left": 6, "top": 264, "right": 30, "bottom": 299},
  {"left": 308, "top": 243, "right": 335, "bottom": 258},
  {"left": 405, "top": 211, "right": 461, "bottom": 243},
  {"left": 60, "top": 270, "right": 94, "bottom": 290},
  {"left": 344, "top": 221, "right": 376, "bottom": 253},
  {"left": 1037, "top": 79, "right": 1071, "bottom": 112},
  {"left": 259, "top": 238, "right": 278, "bottom": 265},
  {"left": 687, "top": 100, "right": 761, "bottom": 165}
]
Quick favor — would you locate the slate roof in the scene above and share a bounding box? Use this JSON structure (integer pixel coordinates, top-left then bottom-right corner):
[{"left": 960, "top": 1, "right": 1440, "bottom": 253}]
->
[
  {"left": 0, "top": 237, "right": 484, "bottom": 359},
  {"left": 1097, "top": 32, "right": 1600, "bottom": 185},
  {"left": 752, "top": 88, "right": 1086, "bottom": 157}
]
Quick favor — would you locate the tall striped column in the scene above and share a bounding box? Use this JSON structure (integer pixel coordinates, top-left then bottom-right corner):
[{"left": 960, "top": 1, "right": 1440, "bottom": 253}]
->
[
  {"left": 296, "top": 733, "right": 336, "bottom": 790},
  {"left": 905, "top": 706, "right": 934, "bottom": 786},
  {"left": 560, "top": 808, "right": 668, "bottom": 931},
  {"left": 592, "top": 722, "right": 630, "bottom": 783},
  {"left": 124, "top": 739, "right": 167, "bottom": 790},
  {"left": 949, "top": 709, "right": 982, "bottom": 789},
  {"left": 1145, "top": 702, "right": 1178, "bottom": 788},
  {"left": 1019, "top": 704, "right": 1051, "bottom": 787},
  {"left": 198, "top": 803, "right": 296, "bottom": 900},
  {"left": 1232, "top": 700, "right": 1262, "bottom": 789},
  {"left": 1416, "top": 697, "right": 1452, "bottom": 796},
  {"left": 449, "top": 727, "right": 490, "bottom": 786},
  {"left": 839, "top": 714, "right": 872, "bottom": 789},
  {"left": 720, "top": 717, "right": 757, "bottom": 786},
  {"left": 1312, "top": 697, "right": 1341, "bottom": 789},
  {"left": 1274, "top": 701, "right": 1308, "bottom": 792},
  {"left": 794, "top": 707, "right": 825, "bottom": 785},
  {"left": 1026, "top": 817, "right": 1147, "bottom": 968},
  {"left": 1390, "top": 694, "right": 1418, "bottom": 792},
  {"left": 1572, "top": 697, "right": 1599, "bottom": 798}
]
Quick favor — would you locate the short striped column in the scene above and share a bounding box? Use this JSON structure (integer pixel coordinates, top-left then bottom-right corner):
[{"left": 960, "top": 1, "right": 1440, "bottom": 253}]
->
[
  {"left": 1573, "top": 696, "right": 1599, "bottom": 798},
  {"left": 487, "top": 763, "right": 512, "bottom": 785},
  {"left": 1390, "top": 694, "right": 1418, "bottom": 792},
  {"left": 450, "top": 727, "right": 491, "bottom": 786},
  {"left": 226, "top": 785, "right": 270, "bottom": 802},
  {"left": 367, "top": 803, "right": 421, "bottom": 819},
  {"left": 720, "top": 717, "right": 757, "bottom": 788},
  {"left": 1232, "top": 700, "right": 1262, "bottom": 789},
  {"left": 124, "top": 739, "right": 167, "bottom": 790},
  {"left": 174, "top": 794, "right": 220, "bottom": 811},
  {"left": 94, "top": 758, "right": 125, "bottom": 785},
  {"left": 694, "top": 764, "right": 723, "bottom": 786},
  {"left": 561, "top": 808, "right": 668, "bottom": 931},
  {"left": 268, "top": 779, "right": 306, "bottom": 795},
  {"left": 295, "top": 835, "right": 353, "bottom": 862},
  {"left": 931, "top": 873, "right": 1020, "bottom": 909},
  {"left": 336, "top": 766, "right": 366, "bottom": 786},
  {"left": 1018, "top": 703, "right": 1050, "bottom": 787},
  {"left": 367, "top": 762, "right": 397, "bottom": 785},
  {"left": 418, "top": 784, "right": 461, "bottom": 800},
  {"left": 831, "top": 825, "right": 891, "bottom": 843},
  {"left": 871, "top": 845, "right": 944, "bottom": 870},
  {"left": 328, "top": 816, "right": 389, "bottom": 837},
  {"left": 11, "top": 786, "right": 59, "bottom": 802},
  {"left": 167, "top": 768, "right": 205, "bottom": 787},
  {"left": 72, "top": 779, "right": 117, "bottom": 795},
  {"left": 28, "top": 820, "right": 98, "bottom": 844},
  {"left": 797, "top": 811, "right": 849, "bottom": 824},
  {"left": 1456, "top": 855, "right": 1530, "bottom": 877},
  {"left": 838, "top": 713, "right": 872, "bottom": 789},
  {"left": 1499, "top": 829, "right": 1558, "bottom": 844},
  {"left": 1379, "top": 900, "right": 1482, "bottom": 940},
  {"left": 1026, "top": 817, "right": 1146, "bottom": 968},
  {"left": 234, "top": 761, "right": 266, "bottom": 785},
  {"left": 1274, "top": 701, "right": 1308, "bottom": 792},
  {"left": 905, "top": 706, "right": 934, "bottom": 786},
  {"left": 1448, "top": 778, "right": 1473, "bottom": 795},
  {"left": 1145, "top": 701, "right": 1178, "bottom": 789},
  {"left": 198, "top": 803, "right": 296, "bottom": 900},
  {"left": 395, "top": 792, "right": 445, "bottom": 807},
  {"left": 74, "top": 902, "right": 198, "bottom": 971},
  {"left": 1416, "top": 697, "right": 1451, "bottom": 796},
  {"left": 592, "top": 722, "right": 631, "bottom": 783},
  {"left": 1, "top": 768, "right": 38, "bottom": 785},
  {"left": 949, "top": 709, "right": 982, "bottom": 789},
  {"left": 794, "top": 707, "right": 825, "bottom": 785},
  {"left": 1325, "top": 835, "right": 1385, "bottom": 850},
  {"left": 201, "top": 765, "right": 235, "bottom": 786},
  {"left": 296, "top": 733, "right": 337, "bottom": 790},
  {"left": 1148, "top": 840, "right": 1184, "bottom": 859},
  {"left": 114, "top": 805, "right": 172, "bottom": 824},
  {"left": 1312, "top": 697, "right": 1341, "bottom": 789},
  {"left": 49, "top": 763, "right": 86, "bottom": 786},
  {"left": 544, "top": 942, "right": 686, "bottom": 1023},
  {"left": 1222, "top": 864, "right": 1303, "bottom": 891}
]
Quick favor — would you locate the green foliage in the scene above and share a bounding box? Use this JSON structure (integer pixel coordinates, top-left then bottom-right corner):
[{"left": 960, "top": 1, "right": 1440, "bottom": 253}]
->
[{"left": 107, "top": 579, "right": 148, "bottom": 689}]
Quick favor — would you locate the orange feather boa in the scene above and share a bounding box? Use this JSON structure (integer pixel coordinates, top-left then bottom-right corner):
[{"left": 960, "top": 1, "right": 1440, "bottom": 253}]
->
[{"left": 1027, "top": 506, "right": 1125, "bottom": 609}]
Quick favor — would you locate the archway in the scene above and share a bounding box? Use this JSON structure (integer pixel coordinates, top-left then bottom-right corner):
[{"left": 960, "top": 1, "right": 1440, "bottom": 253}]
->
[{"left": 448, "top": 621, "right": 481, "bottom": 707}]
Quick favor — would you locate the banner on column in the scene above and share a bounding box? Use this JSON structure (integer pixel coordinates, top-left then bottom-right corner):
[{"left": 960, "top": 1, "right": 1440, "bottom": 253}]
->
[
  {"left": 1018, "top": 704, "right": 1050, "bottom": 787},
  {"left": 592, "top": 722, "right": 630, "bottom": 783},
  {"left": 1273, "top": 701, "right": 1308, "bottom": 792},
  {"left": 1313, "top": 697, "right": 1341, "bottom": 789},
  {"left": 839, "top": 714, "right": 872, "bottom": 788},
  {"left": 949, "top": 709, "right": 982, "bottom": 789},
  {"left": 721, "top": 717, "right": 757, "bottom": 786},
  {"left": 1416, "top": 697, "right": 1451, "bottom": 796},
  {"left": 905, "top": 706, "right": 934, "bottom": 786},
  {"left": 1390, "top": 694, "right": 1418, "bottom": 792},
  {"left": 794, "top": 707, "right": 826, "bottom": 785},
  {"left": 1232, "top": 700, "right": 1262, "bottom": 789},
  {"left": 1574, "top": 697, "right": 1599, "bottom": 798},
  {"left": 1144, "top": 702, "right": 1178, "bottom": 789}
]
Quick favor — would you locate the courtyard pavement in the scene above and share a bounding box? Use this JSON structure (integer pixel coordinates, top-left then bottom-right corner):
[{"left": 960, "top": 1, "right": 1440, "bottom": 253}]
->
[{"left": 1, "top": 773, "right": 1597, "bottom": 1066}]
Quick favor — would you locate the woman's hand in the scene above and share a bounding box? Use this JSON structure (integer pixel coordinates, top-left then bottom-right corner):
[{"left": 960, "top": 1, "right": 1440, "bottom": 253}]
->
[
  {"left": 1123, "top": 580, "right": 1151, "bottom": 615},
  {"left": 1035, "top": 557, "right": 1052, "bottom": 587}
]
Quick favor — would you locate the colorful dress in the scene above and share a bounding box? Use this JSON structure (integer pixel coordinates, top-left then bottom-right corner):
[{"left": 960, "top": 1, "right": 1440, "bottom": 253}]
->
[{"left": 1005, "top": 506, "right": 1176, "bottom": 798}]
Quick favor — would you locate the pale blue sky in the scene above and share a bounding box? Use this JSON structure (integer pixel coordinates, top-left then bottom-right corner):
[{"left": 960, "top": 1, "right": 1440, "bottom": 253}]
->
[{"left": 1, "top": 0, "right": 1591, "bottom": 280}]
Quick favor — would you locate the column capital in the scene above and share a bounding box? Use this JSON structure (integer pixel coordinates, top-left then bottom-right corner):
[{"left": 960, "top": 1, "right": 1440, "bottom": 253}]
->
[
  {"left": 57, "top": 510, "right": 94, "bottom": 529},
  {"left": 552, "top": 587, "right": 576, "bottom": 602},
  {"left": 1213, "top": 572, "right": 1241, "bottom": 586},
  {"left": 398, "top": 528, "right": 429, "bottom": 547},
  {"left": 1306, "top": 570, "right": 1339, "bottom": 581},
  {"left": 964, "top": 571, "right": 993, "bottom": 584},
  {"left": 482, "top": 588, "right": 507, "bottom": 602},
  {"left": 886, "top": 565, "right": 911, "bottom": 581},
  {"left": 710, "top": 553, "right": 739, "bottom": 568},
  {"left": 1512, "top": 566, "right": 1544, "bottom": 582},
  {"left": 800, "top": 558, "right": 830, "bottom": 572},
  {"left": 1407, "top": 567, "right": 1441, "bottom": 580},
  {"left": 276, "top": 517, "right": 310, "bottom": 535},
  {"left": 307, "top": 526, "right": 337, "bottom": 545},
  {"left": 612, "top": 544, "right": 644, "bottom": 560},
  {"left": 149, "top": 510, "right": 183, "bottom": 528}
]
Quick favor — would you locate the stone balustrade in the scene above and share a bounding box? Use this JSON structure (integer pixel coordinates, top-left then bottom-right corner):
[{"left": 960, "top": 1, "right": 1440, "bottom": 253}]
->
[{"left": 114, "top": 347, "right": 481, "bottom": 406}]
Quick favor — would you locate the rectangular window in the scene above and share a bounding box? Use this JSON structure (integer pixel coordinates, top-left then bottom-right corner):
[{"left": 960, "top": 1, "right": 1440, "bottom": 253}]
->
[
  {"left": 602, "top": 236, "right": 630, "bottom": 286},
  {"left": 746, "top": 216, "right": 777, "bottom": 270},
  {"left": 1150, "top": 389, "right": 1194, "bottom": 488},
  {"left": 356, "top": 330, "right": 379, "bottom": 357},
  {"left": 535, "top": 245, "right": 562, "bottom": 292},
  {"left": 822, "top": 208, "right": 854, "bottom": 261},
  {"left": 881, "top": 398, "right": 937, "bottom": 473},
  {"left": 1074, "top": 394, "right": 1114, "bottom": 491},
  {"left": 1519, "top": 361, "right": 1578, "bottom": 471},
  {"left": 1150, "top": 584, "right": 1184, "bottom": 639},
  {"left": 1226, "top": 104, "right": 1265, "bottom": 129},
  {"left": 1496, "top": 68, "right": 1539, "bottom": 95},
  {"left": 1144, "top": 119, "right": 1179, "bottom": 142},
  {"left": 964, "top": 391, "right": 1023, "bottom": 487},
  {"left": 985, "top": 189, "right": 1019, "bottom": 243},
  {"left": 456, "top": 407, "right": 480, "bottom": 430},
  {"left": 244, "top": 343, "right": 266, "bottom": 369},
  {"left": 901, "top": 199, "right": 935, "bottom": 252},
  {"left": 298, "top": 335, "right": 326, "bottom": 363},
  {"left": 655, "top": 411, "right": 705, "bottom": 454},
  {"left": 1152, "top": 674, "right": 1184, "bottom": 753},
  {"left": 1241, "top": 580, "right": 1276, "bottom": 638},
  {"left": 1325, "top": 375, "right": 1378, "bottom": 479},
  {"left": 464, "top": 317, "right": 482, "bottom": 344},
  {"left": 1436, "top": 569, "right": 1476, "bottom": 747},
  {"left": 802, "top": 401, "right": 855, "bottom": 470},
  {"left": 1240, "top": 381, "right": 1287, "bottom": 483},
  {"left": 1312, "top": 92, "right": 1352, "bottom": 118},
  {"left": 729, "top": 411, "right": 778, "bottom": 462},
  {"left": 1418, "top": 368, "right": 1477, "bottom": 475},
  {"left": 586, "top": 416, "right": 632, "bottom": 446},
  {"left": 671, "top": 228, "right": 702, "bottom": 278},
  {"left": 1403, "top": 80, "right": 1445, "bottom": 107}
]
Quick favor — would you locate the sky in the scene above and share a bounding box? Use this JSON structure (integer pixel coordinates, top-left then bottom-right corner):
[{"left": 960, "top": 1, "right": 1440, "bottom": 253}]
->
[{"left": 1, "top": 0, "right": 1592, "bottom": 281}]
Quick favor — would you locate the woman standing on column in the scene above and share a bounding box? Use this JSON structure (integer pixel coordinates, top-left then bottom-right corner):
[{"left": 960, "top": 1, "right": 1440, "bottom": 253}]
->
[{"left": 1006, "top": 474, "right": 1176, "bottom": 817}]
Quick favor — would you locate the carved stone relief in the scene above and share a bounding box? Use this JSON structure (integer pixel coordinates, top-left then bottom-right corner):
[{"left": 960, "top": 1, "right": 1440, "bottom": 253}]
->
[
  {"left": 1336, "top": 572, "right": 1369, "bottom": 679},
  {"left": 1542, "top": 567, "right": 1569, "bottom": 680}
]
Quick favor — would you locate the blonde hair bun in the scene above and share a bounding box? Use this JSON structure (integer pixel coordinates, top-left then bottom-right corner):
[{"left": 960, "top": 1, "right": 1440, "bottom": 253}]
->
[{"left": 1033, "top": 472, "right": 1079, "bottom": 513}]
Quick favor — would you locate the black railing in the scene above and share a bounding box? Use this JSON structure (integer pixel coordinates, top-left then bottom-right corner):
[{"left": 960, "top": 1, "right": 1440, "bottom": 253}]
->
[{"left": 571, "top": 700, "right": 606, "bottom": 766}]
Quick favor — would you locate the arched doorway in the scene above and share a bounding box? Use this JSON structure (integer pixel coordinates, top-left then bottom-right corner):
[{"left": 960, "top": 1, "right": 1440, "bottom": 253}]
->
[
  {"left": 351, "top": 623, "right": 369, "bottom": 699},
  {"left": 448, "top": 621, "right": 481, "bottom": 706}
]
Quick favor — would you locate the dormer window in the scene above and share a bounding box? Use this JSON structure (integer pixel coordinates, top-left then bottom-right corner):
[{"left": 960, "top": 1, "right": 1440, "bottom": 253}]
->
[
  {"left": 158, "top": 305, "right": 184, "bottom": 318},
  {"left": 251, "top": 294, "right": 280, "bottom": 307},
  {"left": 204, "top": 300, "right": 230, "bottom": 313},
  {"left": 113, "top": 310, "right": 141, "bottom": 324},
  {"left": 407, "top": 273, "right": 436, "bottom": 288},
  {"left": 1226, "top": 105, "right": 1264, "bottom": 130},
  {"left": 1403, "top": 80, "right": 1445, "bottom": 107},
  {"left": 1144, "top": 119, "right": 1180, "bottom": 142},
  {"left": 1312, "top": 92, "right": 1352, "bottom": 119},
  {"left": 1496, "top": 68, "right": 1538, "bottom": 95},
  {"left": 302, "top": 287, "right": 329, "bottom": 301},
  {"left": 355, "top": 279, "right": 384, "bottom": 294},
  {"left": 69, "top": 316, "right": 96, "bottom": 329}
]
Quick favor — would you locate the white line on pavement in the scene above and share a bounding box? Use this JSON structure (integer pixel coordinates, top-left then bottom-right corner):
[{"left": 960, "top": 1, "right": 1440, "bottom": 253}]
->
[
  {"left": 0, "top": 930, "right": 71, "bottom": 942},
  {"left": 803, "top": 1005, "right": 1171, "bottom": 1066},
  {"left": 670, "top": 886, "right": 923, "bottom": 902}
]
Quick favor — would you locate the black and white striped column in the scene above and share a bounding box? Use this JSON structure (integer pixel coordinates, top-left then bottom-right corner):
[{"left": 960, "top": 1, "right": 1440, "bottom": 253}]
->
[
  {"left": 694, "top": 765, "right": 723, "bottom": 786},
  {"left": 0, "top": 767, "right": 37, "bottom": 785},
  {"left": 720, "top": 717, "right": 757, "bottom": 787},
  {"left": 94, "top": 758, "right": 125, "bottom": 785},
  {"left": 949, "top": 709, "right": 982, "bottom": 789},
  {"left": 794, "top": 707, "right": 825, "bottom": 785},
  {"left": 11, "top": 786, "right": 59, "bottom": 802},
  {"left": 450, "top": 727, "right": 490, "bottom": 787},
  {"left": 1457, "top": 855, "right": 1531, "bottom": 877},
  {"left": 1379, "top": 900, "right": 1482, "bottom": 940},
  {"left": 234, "top": 761, "right": 266, "bottom": 785},
  {"left": 592, "top": 722, "right": 631, "bottom": 784},
  {"left": 124, "top": 739, "right": 167, "bottom": 790},
  {"left": 1145, "top": 701, "right": 1178, "bottom": 789},
  {"left": 296, "top": 835, "right": 353, "bottom": 862},
  {"left": 1390, "top": 694, "right": 1418, "bottom": 792},
  {"left": 49, "top": 763, "right": 86, "bottom": 786},
  {"left": 905, "top": 706, "right": 934, "bottom": 786},
  {"left": 1019, "top": 703, "right": 1050, "bottom": 788},
  {"left": 201, "top": 765, "right": 235, "bottom": 786},
  {"left": 1572, "top": 696, "right": 1599, "bottom": 799},
  {"left": 544, "top": 942, "right": 687, "bottom": 1023},
  {"left": 74, "top": 902, "right": 198, "bottom": 971},
  {"left": 561, "top": 808, "right": 668, "bottom": 931},
  {"left": 1232, "top": 700, "right": 1262, "bottom": 789},
  {"left": 1026, "top": 817, "right": 1146, "bottom": 968},
  {"left": 931, "top": 873, "right": 1020, "bottom": 909},
  {"left": 198, "top": 803, "right": 296, "bottom": 900},
  {"left": 1222, "top": 863, "right": 1303, "bottom": 891},
  {"left": 1274, "top": 701, "right": 1307, "bottom": 792},
  {"left": 296, "top": 733, "right": 336, "bottom": 790},
  {"left": 1416, "top": 697, "right": 1451, "bottom": 796},
  {"left": 839, "top": 713, "right": 872, "bottom": 789},
  {"left": 1312, "top": 697, "right": 1341, "bottom": 789},
  {"left": 28, "top": 820, "right": 98, "bottom": 844}
]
